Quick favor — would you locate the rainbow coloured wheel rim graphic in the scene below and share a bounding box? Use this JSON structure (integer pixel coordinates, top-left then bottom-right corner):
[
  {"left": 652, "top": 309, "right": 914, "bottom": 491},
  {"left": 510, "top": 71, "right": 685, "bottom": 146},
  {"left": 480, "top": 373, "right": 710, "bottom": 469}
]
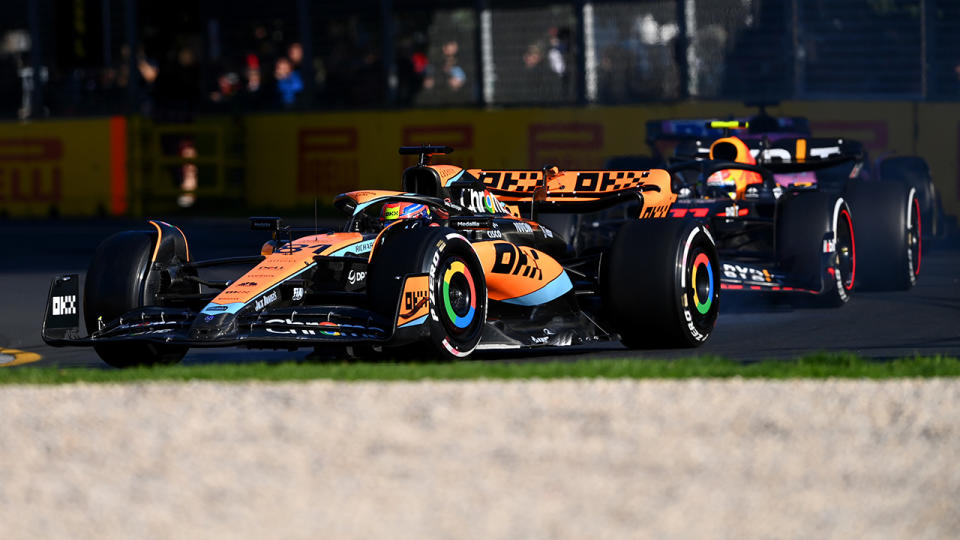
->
[
  {"left": 442, "top": 259, "right": 477, "bottom": 331},
  {"left": 690, "top": 252, "right": 714, "bottom": 315}
]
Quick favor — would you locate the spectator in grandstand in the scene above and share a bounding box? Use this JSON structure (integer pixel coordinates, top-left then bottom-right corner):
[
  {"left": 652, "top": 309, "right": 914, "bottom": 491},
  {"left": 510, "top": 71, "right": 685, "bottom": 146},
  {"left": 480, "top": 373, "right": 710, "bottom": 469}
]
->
[
  {"left": 244, "top": 54, "right": 262, "bottom": 93},
  {"left": 274, "top": 56, "right": 303, "bottom": 107},
  {"left": 209, "top": 70, "right": 240, "bottom": 105},
  {"left": 522, "top": 41, "right": 559, "bottom": 101},
  {"left": 114, "top": 44, "right": 158, "bottom": 114},
  {"left": 547, "top": 26, "right": 573, "bottom": 99},
  {"left": 153, "top": 43, "right": 203, "bottom": 208},
  {"left": 287, "top": 42, "right": 304, "bottom": 70},
  {"left": 154, "top": 44, "right": 202, "bottom": 122},
  {"left": 416, "top": 39, "right": 467, "bottom": 105},
  {"left": 348, "top": 47, "right": 386, "bottom": 106},
  {"left": 232, "top": 54, "right": 269, "bottom": 110},
  {"left": 394, "top": 36, "right": 425, "bottom": 105},
  {"left": 251, "top": 23, "right": 279, "bottom": 65},
  {"left": 440, "top": 40, "right": 466, "bottom": 93}
]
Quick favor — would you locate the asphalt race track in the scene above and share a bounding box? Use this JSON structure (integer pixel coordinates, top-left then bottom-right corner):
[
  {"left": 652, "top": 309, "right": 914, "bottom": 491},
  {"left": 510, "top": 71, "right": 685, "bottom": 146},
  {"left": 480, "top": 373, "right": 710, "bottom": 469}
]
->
[{"left": 2, "top": 218, "right": 958, "bottom": 368}]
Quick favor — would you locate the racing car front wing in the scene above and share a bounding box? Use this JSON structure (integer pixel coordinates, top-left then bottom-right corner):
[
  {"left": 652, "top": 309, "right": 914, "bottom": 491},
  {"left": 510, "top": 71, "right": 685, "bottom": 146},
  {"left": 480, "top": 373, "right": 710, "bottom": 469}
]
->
[{"left": 42, "top": 274, "right": 409, "bottom": 349}]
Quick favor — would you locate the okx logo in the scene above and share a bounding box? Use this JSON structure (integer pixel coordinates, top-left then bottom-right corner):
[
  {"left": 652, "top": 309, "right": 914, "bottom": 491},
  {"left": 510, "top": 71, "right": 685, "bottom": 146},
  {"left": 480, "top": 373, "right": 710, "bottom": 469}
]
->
[{"left": 52, "top": 295, "right": 77, "bottom": 316}]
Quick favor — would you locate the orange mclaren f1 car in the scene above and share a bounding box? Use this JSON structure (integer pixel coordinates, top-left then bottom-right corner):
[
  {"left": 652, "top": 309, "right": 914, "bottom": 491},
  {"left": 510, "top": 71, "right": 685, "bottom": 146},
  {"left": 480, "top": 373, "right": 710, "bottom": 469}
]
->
[{"left": 42, "top": 146, "right": 720, "bottom": 367}]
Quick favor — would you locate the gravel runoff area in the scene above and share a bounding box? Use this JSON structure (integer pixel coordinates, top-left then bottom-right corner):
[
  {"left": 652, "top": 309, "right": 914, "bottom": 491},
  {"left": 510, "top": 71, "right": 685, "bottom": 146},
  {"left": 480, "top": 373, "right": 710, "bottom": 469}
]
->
[{"left": 1, "top": 379, "right": 958, "bottom": 540}]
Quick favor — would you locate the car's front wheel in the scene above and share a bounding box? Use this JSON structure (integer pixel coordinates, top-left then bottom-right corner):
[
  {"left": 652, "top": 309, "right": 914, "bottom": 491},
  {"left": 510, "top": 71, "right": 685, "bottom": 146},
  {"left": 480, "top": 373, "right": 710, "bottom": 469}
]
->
[
  {"left": 367, "top": 226, "right": 487, "bottom": 360},
  {"left": 84, "top": 231, "right": 188, "bottom": 367},
  {"left": 601, "top": 219, "right": 719, "bottom": 348}
]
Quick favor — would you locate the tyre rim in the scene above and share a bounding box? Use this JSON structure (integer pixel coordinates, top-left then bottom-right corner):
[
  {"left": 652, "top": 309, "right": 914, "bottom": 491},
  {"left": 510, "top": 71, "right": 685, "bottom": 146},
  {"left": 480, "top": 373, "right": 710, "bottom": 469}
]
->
[
  {"left": 686, "top": 246, "right": 717, "bottom": 332},
  {"left": 908, "top": 196, "right": 921, "bottom": 277},
  {"left": 837, "top": 208, "right": 856, "bottom": 291},
  {"left": 691, "top": 252, "right": 714, "bottom": 315},
  {"left": 441, "top": 258, "right": 477, "bottom": 333}
]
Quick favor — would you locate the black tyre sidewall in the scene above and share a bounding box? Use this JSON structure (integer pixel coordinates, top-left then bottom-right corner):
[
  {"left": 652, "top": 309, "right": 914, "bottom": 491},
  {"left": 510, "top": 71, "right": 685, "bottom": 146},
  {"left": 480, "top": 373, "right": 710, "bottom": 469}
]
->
[
  {"left": 427, "top": 236, "right": 487, "bottom": 358},
  {"left": 602, "top": 219, "right": 719, "bottom": 348},
  {"left": 83, "top": 231, "right": 154, "bottom": 333},
  {"left": 367, "top": 226, "right": 487, "bottom": 359},
  {"left": 776, "top": 191, "right": 853, "bottom": 306},
  {"left": 845, "top": 180, "right": 916, "bottom": 291},
  {"left": 84, "top": 230, "right": 187, "bottom": 367}
]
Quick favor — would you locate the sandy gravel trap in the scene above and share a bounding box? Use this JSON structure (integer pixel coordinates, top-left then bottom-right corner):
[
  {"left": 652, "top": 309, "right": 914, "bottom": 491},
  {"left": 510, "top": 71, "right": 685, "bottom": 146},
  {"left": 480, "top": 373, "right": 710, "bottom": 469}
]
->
[{"left": 0, "top": 379, "right": 958, "bottom": 539}]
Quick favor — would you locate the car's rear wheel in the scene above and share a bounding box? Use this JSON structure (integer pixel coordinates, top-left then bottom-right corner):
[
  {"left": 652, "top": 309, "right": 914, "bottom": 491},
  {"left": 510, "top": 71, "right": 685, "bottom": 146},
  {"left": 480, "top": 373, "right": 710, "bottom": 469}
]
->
[
  {"left": 84, "top": 231, "right": 188, "bottom": 367},
  {"left": 845, "top": 180, "right": 920, "bottom": 291},
  {"left": 879, "top": 156, "right": 941, "bottom": 238},
  {"left": 367, "top": 226, "right": 487, "bottom": 360},
  {"left": 601, "top": 219, "right": 719, "bottom": 348},
  {"left": 776, "top": 191, "right": 855, "bottom": 307}
]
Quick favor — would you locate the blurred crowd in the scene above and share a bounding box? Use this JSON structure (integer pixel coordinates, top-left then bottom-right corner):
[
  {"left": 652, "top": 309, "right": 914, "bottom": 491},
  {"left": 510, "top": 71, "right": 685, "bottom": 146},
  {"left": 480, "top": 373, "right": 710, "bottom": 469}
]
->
[
  {"left": 1, "top": 0, "right": 959, "bottom": 120},
  {"left": 0, "top": 9, "right": 589, "bottom": 119},
  {"left": 0, "top": 17, "right": 486, "bottom": 120}
]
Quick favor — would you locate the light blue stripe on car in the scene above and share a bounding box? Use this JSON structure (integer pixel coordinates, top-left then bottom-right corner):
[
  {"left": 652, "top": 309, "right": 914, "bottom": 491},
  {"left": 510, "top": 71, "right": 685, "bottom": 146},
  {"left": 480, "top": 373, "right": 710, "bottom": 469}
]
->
[
  {"left": 398, "top": 314, "right": 428, "bottom": 328},
  {"left": 443, "top": 170, "right": 465, "bottom": 186},
  {"left": 500, "top": 272, "right": 573, "bottom": 306},
  {"left": 329, "top": 239, "right": 375, "bottom": 256},
  {"left": 201, "top": 302, "right": 246, "bottom": 315}
]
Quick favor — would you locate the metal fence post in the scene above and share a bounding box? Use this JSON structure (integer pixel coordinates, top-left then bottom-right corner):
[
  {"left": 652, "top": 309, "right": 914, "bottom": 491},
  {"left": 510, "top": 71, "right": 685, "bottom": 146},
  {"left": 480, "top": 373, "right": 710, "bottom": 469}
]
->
[
  {"left": 27, "top": 0, "right": 43, "bottom": 118},
  {"left": 479, "top": 2, "right": 494, "bottom": 105},
  {"left": 675, "top": 0, "right": 690, "bottom": 99},
  {"left": 791, "top": 0, "right": 803, "bottom": 99},
  {"left": 380, "top": 0, "right": 397, "bottom": 106},
  {"left": 124, "top": 0, "right": 138, "bottom": 114},
  {"left": 574, "top": 0, "right": 587, "bottom": 105},
  {"left": 921, "top": 0, "right": 934, "bottom": 99},
  {"left": 473, "top": 0, "right": 486, "bottom": 105},
  {"left": 102, "top": 0, "right": 112, "bottom": 70},
  {"left": 297, "top": 0, "right": 316, "bottom": 108},
  {"left": 582, "top": 1, "right": 597, "bottom": 103}
]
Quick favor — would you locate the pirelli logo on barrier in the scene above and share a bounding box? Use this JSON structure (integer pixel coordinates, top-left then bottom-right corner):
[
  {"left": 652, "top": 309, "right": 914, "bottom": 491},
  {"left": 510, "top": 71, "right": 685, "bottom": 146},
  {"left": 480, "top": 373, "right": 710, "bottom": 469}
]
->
[
  {"left": 528, "top": 123, "right": 604, "bottom": 169},
  {"left": 297, "top": 128, "right": 359, "bottom": 197},
  {"left": 0, "top": 138, "right": 63, "bottom": 204},
  {"left": 0, "top": 116, "right": 125, "bottom": 217},
  {"left": 402, "top": 125, "right": 474, "bottom": 168}
]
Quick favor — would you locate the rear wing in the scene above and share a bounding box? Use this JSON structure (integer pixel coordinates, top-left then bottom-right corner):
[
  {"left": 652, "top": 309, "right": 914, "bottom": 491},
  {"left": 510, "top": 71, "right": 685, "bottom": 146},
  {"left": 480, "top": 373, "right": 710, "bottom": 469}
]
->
[
  {"left": 647, "top": 117, "right": 812, "bottom": 162},
  {"left": 672, "top": 136, "right": 864, "bottom": 172},
  {"left": 646, "top": 116, "right": 811, "bottom": 144},
  {"left": 747, "top": 137, "right": 863, "bottom": 165},
  {"left": 468, "top": 168, "right": 677, "bottom": 214}
]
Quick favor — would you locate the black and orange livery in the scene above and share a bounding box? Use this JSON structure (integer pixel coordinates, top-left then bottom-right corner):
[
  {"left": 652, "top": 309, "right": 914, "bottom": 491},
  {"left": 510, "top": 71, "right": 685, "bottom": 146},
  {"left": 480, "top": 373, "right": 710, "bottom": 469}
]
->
[
  {"left": 595, "top": 119, "right": 921, "bottom": 305},
  {"left": 42, "top": 146, "right": 720, "bottom": 366}
]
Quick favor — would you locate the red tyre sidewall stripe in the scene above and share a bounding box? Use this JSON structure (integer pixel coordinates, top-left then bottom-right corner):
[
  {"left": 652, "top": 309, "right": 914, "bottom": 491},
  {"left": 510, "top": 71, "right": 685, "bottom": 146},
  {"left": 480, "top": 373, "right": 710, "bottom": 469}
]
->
[
  {"left": 914, "top": 196, "right": 922, "bottom": 276},
  {"left": 840, "top": 208, "right": 855, "bottom": 291}
]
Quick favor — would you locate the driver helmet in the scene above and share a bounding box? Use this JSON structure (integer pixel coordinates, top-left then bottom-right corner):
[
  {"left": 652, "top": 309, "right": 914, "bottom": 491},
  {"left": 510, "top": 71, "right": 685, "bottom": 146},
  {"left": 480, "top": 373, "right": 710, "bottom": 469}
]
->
[
  {"left": 706, "top": 136, "right": 763, "bottom": 199},
  {"left": 380, "top": 202, "right": 431, "bottom": 224}
]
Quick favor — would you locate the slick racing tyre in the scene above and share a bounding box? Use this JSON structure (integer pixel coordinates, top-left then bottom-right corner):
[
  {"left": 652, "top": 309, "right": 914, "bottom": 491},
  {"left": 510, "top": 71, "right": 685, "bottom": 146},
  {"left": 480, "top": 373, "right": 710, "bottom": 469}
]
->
[
  {"left": 879, "top": 156, "right": 941, "bottom": 238},
  {"left": 84, "top": 231, "right": 188, "bottom": 367},
  {"left": 844, "top": 180, "right": 921, "bottom": 291},
  {"left": 601, "top": 219, "right": 719, "bottom": 348},
  {"left": 776, "top": 191, "right": 855, "bottom": 307},
  {"left": 367, "top": 226, "right": 487, "bottom": 360}
]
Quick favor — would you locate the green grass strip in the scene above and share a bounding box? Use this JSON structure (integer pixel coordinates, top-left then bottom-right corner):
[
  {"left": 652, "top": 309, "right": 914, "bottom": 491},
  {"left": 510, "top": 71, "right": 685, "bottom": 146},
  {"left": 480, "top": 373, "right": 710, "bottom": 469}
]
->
[{"left": 1, "top": 353, "right": 959, "bottom": 384}]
